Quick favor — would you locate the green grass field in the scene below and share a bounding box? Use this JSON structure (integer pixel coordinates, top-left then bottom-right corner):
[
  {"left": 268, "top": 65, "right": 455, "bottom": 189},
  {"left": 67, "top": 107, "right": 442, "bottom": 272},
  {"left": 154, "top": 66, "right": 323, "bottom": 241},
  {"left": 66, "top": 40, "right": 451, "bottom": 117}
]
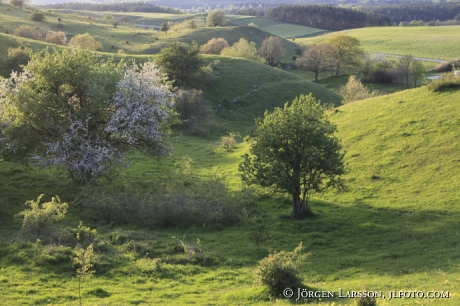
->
[
  {"left": 1, "top": 3, "right": 460, "bottom": 305},
  {"left": 1, "top": 78, "right": 459, "bottom": 306},
  {"left": 296, "top": 26, "right": 460, "bottom": 60}
]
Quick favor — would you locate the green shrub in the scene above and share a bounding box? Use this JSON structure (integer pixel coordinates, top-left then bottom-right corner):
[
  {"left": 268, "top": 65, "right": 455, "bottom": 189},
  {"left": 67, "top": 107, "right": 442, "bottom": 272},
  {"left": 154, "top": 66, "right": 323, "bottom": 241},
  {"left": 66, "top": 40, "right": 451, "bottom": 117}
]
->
[
  {"left": 44, "top": 31, "right": 67, "bottom": 45},
  {"left": 356, "top": 285, "right": 377, "bottom": 306},
  {"left": 76, "top": 174, "right": 253, "bottom": 229},
  {"left": 3, "top": 46, "right": 32, "bottom": 75},
  {"left": 173, "top": 89, "right": 215, "bottom": 136},
  {"left": 427, "top": 72, "right": 460, "bottom": 92},
  {"left": 30, "top": 12, "right": 45, "bottom": 21},
  {"left": 15, "top": 194, "right": 68, "bottom": 236},
  {"left": 433, "top": 59, "right": 460, "bottom": 72},
  {"left": 37, "top": 245, "right": 73, "bottom": 266},
  {"left": 255, "top": 243, "right": 308, "bottom": 298},
  {"left": 13, "top": 25, "right": 36, "bottom": 39},
  {"left": 218, "top": 132, "right": 241, "bottom": 150}
]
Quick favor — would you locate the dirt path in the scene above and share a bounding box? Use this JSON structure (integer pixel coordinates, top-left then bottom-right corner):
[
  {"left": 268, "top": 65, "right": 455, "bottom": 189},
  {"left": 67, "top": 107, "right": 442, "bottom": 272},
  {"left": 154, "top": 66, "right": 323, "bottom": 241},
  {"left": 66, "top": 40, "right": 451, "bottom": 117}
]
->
[{"left": 367, "top": 53, "right": 445, "bottom": 63}]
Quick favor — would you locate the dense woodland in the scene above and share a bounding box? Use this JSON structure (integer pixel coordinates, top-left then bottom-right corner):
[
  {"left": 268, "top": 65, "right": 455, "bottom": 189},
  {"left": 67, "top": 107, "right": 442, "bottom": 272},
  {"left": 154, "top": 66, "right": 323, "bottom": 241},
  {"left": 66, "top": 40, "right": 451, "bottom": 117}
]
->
[
  {"left": 237, "top": 5, "right": 392, "bottom": 30},
  {"left": 359, "top": 3, "right": 460, "bottom": 23}
]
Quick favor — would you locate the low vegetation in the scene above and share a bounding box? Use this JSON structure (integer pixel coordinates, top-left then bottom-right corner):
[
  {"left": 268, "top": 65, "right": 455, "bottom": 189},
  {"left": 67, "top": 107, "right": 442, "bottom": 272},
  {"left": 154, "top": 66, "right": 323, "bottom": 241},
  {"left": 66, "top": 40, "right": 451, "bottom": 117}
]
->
[
  {"left": 255, "top": 243, "right": 308, "bottom": 298},
  {"left": 427, "top": 71, "right": 460, "bottom": 92}
]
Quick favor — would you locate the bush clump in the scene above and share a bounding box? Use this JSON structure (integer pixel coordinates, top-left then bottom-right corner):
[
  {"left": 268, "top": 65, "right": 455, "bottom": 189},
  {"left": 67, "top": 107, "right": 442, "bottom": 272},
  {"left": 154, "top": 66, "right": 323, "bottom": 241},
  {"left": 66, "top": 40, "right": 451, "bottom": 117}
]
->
[
  {"left": 433, "top": 59, "right": 460, "bottom": 72},
  {"left": 15, "top": 194, "right": 68, "bottom": 237},
  {"left": 44, "top": 31, "right": 67, "bottom": 45},
  {"left": 76, "top": 173, "right": 254, "bottom": 229},
  {"left": 173, "top": 89, "right": 215, "bottom": 136},
  {"left": 13, "top": 25, "right": 36, "bottom": 39},
  {"left": 30, "top": 12, "right": 45, "bottom": 21},
  {"left": 255, "top": 242, "right": 308, "bottom": 298},
  {"left": 427, "top": 72, "right": 460, "bottom": 92},
  {"left": 200, "top": 38, "right": 229, "bottom": 54},
  {"left": 355, "top": 284, "right": 377, "bottom": 306}
]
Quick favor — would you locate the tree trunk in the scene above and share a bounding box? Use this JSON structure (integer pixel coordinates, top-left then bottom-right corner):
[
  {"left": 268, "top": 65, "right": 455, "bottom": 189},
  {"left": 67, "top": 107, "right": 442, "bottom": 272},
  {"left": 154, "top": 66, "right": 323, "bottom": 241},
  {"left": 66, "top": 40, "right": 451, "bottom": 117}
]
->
[
  {"left": 335, "top": 62, "right": 340, "bottom": 76},
  {"left": 292, "top": 187, "right": 305, "bottom": 218}
]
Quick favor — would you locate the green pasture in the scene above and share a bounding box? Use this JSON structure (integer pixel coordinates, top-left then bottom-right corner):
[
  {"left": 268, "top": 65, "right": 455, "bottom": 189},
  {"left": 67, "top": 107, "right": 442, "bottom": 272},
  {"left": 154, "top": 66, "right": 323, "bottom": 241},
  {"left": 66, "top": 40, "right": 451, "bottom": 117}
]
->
[
  {"left": 296, "top": 26, "right": 460, "bottom": 60},
  {"left": 228, "top": 16, "right": 328, "bottom": 38},
  {"left": 1, "top": 83, "right": 460, "bottom": 305},
  {"left": 1, "top": 3, "right": 460, "bottom": 305}
]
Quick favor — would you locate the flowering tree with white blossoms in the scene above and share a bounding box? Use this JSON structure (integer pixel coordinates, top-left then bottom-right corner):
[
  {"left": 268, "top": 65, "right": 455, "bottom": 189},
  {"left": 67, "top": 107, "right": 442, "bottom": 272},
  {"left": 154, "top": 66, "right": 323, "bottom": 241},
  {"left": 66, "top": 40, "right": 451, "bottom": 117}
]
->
[{"left": 0, "top": 49, "right": 174, "bottom": 184}]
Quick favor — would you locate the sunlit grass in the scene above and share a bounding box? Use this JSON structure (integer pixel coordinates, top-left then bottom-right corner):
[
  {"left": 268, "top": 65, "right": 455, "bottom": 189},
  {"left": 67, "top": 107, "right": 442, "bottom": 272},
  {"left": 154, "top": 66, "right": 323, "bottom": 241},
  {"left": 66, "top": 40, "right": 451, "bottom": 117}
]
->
[{"left": 296, "top": 26, "right": 460, "bottom": 60}]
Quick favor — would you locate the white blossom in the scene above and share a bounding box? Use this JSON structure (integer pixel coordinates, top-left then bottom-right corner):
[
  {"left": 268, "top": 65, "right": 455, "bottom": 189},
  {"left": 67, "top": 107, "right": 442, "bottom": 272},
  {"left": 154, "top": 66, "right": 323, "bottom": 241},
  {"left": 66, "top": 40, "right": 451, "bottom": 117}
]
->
[
  {"left": 106, "top": 61, "right": 173, "bottom": 156},
  {"left": 32, "top": 117, "right": 124, "bottom": 183}
]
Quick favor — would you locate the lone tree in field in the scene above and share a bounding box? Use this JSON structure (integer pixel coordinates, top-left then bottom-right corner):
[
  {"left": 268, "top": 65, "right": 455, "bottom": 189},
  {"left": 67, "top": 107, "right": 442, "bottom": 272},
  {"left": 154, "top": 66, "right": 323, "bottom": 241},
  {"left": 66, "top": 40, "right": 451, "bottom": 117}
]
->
[
  {"left": 206, "top": 9, "right": 226, "bottom": 27},
  {"left": 259, "top": 36, "right": 286, "bottom": 66},
  {"left": 296, "top": 43, "right": 334, "bottom": 82},
  {"left": 410, "top": 60, "right": 427, "bottom": 87},
  {"left": 326, "top": 34, "right": 364, "bottom": 76},
  {"left": 239, "top": 94, "right": 345, "bottom": 218},
  {"left": 0, "top": 49, "right": 174, "bottom": 184},
  {"left": 396, "top": 54, "right": 414, "bottom": 87},
  {"left": 157, "top": 41, "right": 202, "bottom": 88}
]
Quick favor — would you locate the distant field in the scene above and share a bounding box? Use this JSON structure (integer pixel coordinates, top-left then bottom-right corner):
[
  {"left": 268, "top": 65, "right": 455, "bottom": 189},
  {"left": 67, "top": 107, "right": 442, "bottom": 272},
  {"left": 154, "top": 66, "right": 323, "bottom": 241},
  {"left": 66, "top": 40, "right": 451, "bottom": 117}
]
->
[
  {"left": 296, "top": 26, "right": 460, "bottom": 60},
  {"left": 52, "top": 10, "right": 188, "bottom": 26},
  {"left": 229, "top": 16, "right": 328, "bottom": 38}
]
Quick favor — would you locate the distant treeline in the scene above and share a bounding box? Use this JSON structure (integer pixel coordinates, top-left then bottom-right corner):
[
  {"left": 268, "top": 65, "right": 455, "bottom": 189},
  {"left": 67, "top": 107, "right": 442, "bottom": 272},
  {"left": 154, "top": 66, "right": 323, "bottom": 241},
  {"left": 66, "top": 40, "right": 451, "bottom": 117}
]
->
[
  {"left": 236, "top": 5, "right": 392, "bottom": 31},
  {"left": 359, "top": 3, "right": 460, "bottom": 23},
  {"left": 42, "top": 2, "right": 184, "bottom": 14}
]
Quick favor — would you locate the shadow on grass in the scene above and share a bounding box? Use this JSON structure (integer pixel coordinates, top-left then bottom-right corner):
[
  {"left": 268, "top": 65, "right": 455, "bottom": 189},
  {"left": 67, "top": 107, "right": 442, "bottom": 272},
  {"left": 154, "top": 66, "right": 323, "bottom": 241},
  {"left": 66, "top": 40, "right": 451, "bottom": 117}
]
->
[{"left": 271, "top": 198, "right": 460, "bottom": 279}]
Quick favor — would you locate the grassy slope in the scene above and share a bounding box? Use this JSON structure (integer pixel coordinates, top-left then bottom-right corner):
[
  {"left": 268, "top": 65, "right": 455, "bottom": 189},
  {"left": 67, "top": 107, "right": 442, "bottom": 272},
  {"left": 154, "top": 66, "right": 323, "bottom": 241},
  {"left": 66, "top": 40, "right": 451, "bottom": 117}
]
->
[
  {"left": 228, "top": 16, "right": 328, "bottom": 38},
  {"left": 296, "top": 26, "right": 460, "bottom": 60},
  {"left": 327, "top": 88, "right": 460, "bottom": 212},
  {"left": 2, "top": 77, "right": 460, "bottom": 306}
]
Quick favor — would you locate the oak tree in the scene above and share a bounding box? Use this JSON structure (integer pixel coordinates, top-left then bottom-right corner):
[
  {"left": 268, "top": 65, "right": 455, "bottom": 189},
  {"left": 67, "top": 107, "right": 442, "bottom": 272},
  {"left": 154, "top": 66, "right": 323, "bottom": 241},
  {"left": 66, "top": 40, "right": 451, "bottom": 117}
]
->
[{"left": 239, "top": 94, "right": 345, "bottom": 218}]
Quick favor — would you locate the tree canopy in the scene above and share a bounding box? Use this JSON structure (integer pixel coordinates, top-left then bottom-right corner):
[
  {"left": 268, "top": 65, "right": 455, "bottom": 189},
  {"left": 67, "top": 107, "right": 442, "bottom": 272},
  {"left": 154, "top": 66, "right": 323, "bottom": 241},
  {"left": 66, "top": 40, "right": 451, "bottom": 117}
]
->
[
  {"left": 239, "top": 94, "right": 345, "bottom": 218},
  {"left": 206, "top": 9, "right": 227, "bottom": 27},
  {"left": 259, "top": 36, "right": 286, "bottom": 66},
  {"left": 156, "top": 41, "right": 202, "bottom": 88},
  {"left": 295, "top": 44, "right": 334, "bottom": 82},
  {"left": 326, "top": 35, "right": 364, "bottom": 76},
  {"left": 0, "top": 49, "right": 174, "bottom": 184},
  {"left": 220, "top": 38, "right": 264, "bottom": 63}
]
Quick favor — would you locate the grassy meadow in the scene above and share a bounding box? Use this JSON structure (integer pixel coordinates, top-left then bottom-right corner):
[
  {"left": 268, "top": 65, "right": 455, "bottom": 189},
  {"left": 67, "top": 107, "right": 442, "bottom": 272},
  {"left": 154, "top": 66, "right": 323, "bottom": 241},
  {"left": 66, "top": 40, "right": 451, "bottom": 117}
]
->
[
  {"left": 296, "top": 26, "right": 460, "bottom": 60},
  {"left": 1, "top": 2, "right": 460, "bottom": 305}
]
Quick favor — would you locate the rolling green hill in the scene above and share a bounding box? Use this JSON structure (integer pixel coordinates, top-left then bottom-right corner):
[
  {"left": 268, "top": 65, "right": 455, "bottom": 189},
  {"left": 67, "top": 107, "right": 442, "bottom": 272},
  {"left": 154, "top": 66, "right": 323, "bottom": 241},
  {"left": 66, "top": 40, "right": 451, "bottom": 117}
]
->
[
  {"left": 227, "top": 16, "right": 329, "bottom": 38},
  {"left": 1, "top": 65, "right": 460, "bottom": 305},
  {"left": 1, "top": 3, "right": 460, "bottom": 305},
  {"left": 0, "top": 5, "right": 302, "bottom": 62},
  {"left": 296, "top": 26, "right": 460, "bottom": 60}
]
